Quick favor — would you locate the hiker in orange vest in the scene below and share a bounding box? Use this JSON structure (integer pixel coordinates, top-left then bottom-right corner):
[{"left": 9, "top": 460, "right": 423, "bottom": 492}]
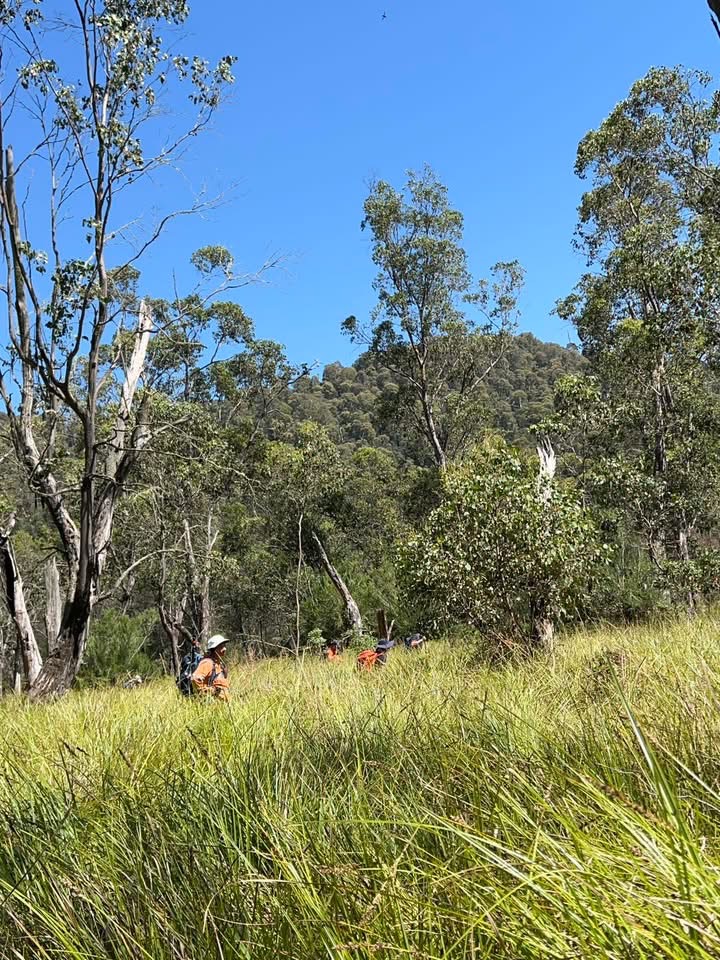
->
[
  {"left": 324, "top": 639, "right": 340, "bottom": 661},
  {"left": 191, "top": 634, "right": 231, "bottom": 701},
  {"left": 356, "top": 639, "right": 394, "bottom": 671},
  {"left": 404, "top": 633, "right": 426, "bottom": 650}
]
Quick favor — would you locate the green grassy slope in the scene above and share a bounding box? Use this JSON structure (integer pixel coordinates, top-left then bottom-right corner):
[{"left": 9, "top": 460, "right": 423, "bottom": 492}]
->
[{"left": 1, "top": 618, "right": 720, "bottom": 959}]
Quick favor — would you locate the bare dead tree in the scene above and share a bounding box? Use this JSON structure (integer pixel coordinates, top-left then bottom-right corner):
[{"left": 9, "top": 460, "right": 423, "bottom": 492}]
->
[
  {"left": 532, "top": 436, "right": 557, "bottom": 649},
  {"left": 311, "top": 531, "right": 363, "bottom": 638}
]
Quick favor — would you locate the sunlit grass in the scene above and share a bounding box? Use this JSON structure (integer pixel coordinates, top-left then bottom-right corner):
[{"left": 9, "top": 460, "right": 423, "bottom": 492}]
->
[{"left": 1, "top": 616, "right": 720, "bottom": 958}]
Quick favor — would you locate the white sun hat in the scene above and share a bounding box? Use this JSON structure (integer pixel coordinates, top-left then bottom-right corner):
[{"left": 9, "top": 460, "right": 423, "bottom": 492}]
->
[{"left": 207, "top": 634, "right": 229, "bottom": 651}]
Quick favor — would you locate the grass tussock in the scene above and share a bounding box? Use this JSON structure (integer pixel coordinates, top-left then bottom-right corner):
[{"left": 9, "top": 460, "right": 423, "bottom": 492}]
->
[{"left": 1, "top": 617, "right": 720, "bottom": 958}]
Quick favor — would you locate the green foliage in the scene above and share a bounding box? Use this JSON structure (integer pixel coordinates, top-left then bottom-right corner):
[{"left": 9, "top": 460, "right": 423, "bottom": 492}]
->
[
  {"left": 80, "top": 609, "right": 160, "bottom": 684},
  {"left": 287, "top": 335, "right": 585, "bottom": 462},
  {"left": 400, "top": 439, "right": 605, "bottom": 645},
  {"left": 306, "top": 626, "right": 326, "bottom": 650},
  {"left": 552, "top": 66, "right": 720, "bottom": 609},
  {"left": 345, "top": 166, "right": 524, "bottom": 466},
  {"left": 190, "top": 245, "right": 235, "bottom": 277}
]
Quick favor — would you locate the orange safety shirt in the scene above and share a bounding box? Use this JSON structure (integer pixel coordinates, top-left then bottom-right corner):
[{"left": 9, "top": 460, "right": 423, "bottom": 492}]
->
[
  {"left": 356, "top": 649, "right": 379, "bottom": 671},
  {"left": 191, "top": 656, "right": 230, "bottom": 701}
]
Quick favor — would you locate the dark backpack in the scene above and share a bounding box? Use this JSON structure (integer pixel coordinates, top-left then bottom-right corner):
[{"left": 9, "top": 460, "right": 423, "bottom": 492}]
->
[{"left": 177, "top": 649, "right": 202, "bottom": 697}]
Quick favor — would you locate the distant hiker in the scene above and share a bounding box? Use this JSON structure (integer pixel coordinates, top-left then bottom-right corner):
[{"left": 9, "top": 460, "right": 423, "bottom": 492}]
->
[
  {"left": 404, "top": 633, "right": 426, "bottom": 650},
  {"left": 191, "top": 634, "right": 231, "bottom": 701},
  {"left": 176, "top": 639, "right": 203, "bottom": 697},
  {"left": 375, "top": 638, "right": 394, "bottom": 664},
  {"left": 324, "top": 639, "right": 340, "bottom": 661},
  {"left": 356, "top": 638, "right": 394, "bottom": 671}
]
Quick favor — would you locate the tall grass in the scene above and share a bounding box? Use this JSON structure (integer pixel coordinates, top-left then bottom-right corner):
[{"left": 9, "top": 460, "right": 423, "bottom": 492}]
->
[{"left": 1, "top": 617, "right": 720, "bottom": 958}]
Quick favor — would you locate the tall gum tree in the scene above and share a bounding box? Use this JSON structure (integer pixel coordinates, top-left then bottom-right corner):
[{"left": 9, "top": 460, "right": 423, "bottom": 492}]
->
[
  {"left": 555, "top": 67, "right": 720, "bottom": 610},
  {"left": 0, "top": 0, "right": 253, "bottom": 697},
  {"left": 343, "top": 166, "right": 524, "bottom": 470}
]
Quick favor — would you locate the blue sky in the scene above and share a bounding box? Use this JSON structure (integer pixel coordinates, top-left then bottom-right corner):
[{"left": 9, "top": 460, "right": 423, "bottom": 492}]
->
[{"left": 6, "top": 0, "right": 720, "bottom": 369}]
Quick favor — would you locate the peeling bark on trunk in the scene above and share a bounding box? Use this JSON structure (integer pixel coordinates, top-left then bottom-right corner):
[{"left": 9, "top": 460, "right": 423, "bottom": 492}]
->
[
  {"left": 1, "top": 110, "right": 159, "bottom": 699},
  {"left": 158, "top": 544, "right": 192, "bottom": 678},
  {"left": 158, "top": 610, "right": 188, "bottom": 679},
  {"left": 529, "top": 600, "right": 555, "bottom": 650},
  {"left": 311, "top": 531, "right": 363, "bottom": 638},
  {"left": 28, "top": 614, "right": 86, "bottom": 699},
  {"left": 678, "top": 522, "right": 697, "bottom": 616},
  {"left": 159, "top": 606, "right": 191, "bottom": 679},
  {"left": 649, "top": 359, "right": 670, "bottom": 573},
  {"left": 13, "top": 637, "right": 21, "bottom": 695},
  {"left": 0, "top": 516, "right": 43, "bottom": 686},
  {"left": 183, "top": 514, "right": 217, "bottom": 648},
  {"left": 25, "top": 304, "right": 153, "bottom": 701},
  {"left": 44, "top": 557, "right": 62, "bottom": 655}
]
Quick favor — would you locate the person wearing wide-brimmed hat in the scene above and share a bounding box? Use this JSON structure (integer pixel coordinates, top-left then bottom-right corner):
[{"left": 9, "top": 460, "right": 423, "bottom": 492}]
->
[
  {"left": 374, "top": 638, "right": 395, "bottom": 665},
  {"left": 191, "top": 634, "right": 231, "bottom": 701}
]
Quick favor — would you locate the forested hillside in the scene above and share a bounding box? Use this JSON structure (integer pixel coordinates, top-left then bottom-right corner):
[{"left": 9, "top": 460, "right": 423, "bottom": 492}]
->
[
  {"left": 284, "top": 334, "right": 585, "bottom": 460},
  {"left": 0, "top": 333, "right": 584, "bottom": 688}
]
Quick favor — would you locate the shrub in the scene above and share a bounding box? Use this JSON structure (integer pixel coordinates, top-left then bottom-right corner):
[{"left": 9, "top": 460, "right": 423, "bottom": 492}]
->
[{"left": 399, "top": 439, "right": 606, "bottom": 648}]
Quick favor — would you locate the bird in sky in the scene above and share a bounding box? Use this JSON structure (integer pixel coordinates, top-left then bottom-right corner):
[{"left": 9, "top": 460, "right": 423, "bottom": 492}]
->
[{"left": 382, "top": 11, "right": 387, "bottom": 20}]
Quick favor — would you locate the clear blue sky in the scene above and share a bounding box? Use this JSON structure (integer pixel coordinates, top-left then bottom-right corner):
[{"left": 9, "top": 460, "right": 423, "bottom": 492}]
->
[{"left": 8, "top": 1, "right": 720, "bottom": 369}]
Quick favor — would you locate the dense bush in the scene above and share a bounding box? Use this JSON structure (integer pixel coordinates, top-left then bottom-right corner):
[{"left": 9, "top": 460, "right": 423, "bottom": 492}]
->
[{"left": 400, "top": 439, "right": 606, "bottom": 646}]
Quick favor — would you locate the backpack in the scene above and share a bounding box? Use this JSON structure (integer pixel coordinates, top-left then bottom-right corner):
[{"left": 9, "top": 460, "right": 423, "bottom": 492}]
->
[
  {"left": 356, "top": 649, "right": 379, "bottom": 671},
  {"left": 176, "top": 648, "right": 202, "bottom": 697}
]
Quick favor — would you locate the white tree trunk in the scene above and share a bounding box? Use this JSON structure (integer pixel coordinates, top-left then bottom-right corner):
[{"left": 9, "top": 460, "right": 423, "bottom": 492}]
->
[
  {"left": 27, "top": 302, "right": 154, "bottom": 700},
  {"left": 533, "top": 436, "right": 557, "bottom": 650},
  {"left": 311, "top": 531, "right": 363, "bottom": 637},
  {"left": 44, "top": 557, "right": 62, "bottom": 655},
  {"left": 0, "top": 515, "right": 43, "bottom": 686}
]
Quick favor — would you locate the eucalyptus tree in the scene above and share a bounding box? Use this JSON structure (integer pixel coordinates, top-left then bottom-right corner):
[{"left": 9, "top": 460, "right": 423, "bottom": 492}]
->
[
  {"left": 108, "top": 322, "right": 306, "bottom": 672},
  {"left": 344, "top": 166, "right": 524, "bottom": 470},
  {"left": 0, "top": 0, "right": 256, "bottom": 697},
  {"left": 399, "top": 438, "right": 602, "bottom": 649},
  {"left": 555, "top": 67, "right": 720, "bottom": 609},
  {"left": 264, "top": 422, "right": 348, "bottom": 650}
]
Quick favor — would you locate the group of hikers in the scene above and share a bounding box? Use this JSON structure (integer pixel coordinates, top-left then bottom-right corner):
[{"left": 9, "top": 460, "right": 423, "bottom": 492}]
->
[
  {"left": 177, "top": 629, "right": 426, "bottom": 701},
  {"left": 328, "top": 632, "right": 425, "bottom": 669}
]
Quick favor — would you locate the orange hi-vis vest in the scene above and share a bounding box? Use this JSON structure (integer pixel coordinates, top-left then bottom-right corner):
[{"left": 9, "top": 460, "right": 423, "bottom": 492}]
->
[
  {"left": 356, "top": 649, "right": 380, "bottom": 671},
  {"left": 191, "top": 656, "right": 230, "bottom": 701}
]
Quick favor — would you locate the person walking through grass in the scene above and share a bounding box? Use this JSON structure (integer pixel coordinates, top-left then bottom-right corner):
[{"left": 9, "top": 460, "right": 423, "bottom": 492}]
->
[
  {"left": 404, "top": 633, "right": 426, "bottom": 650},
  {"left": 324, "top": 639, "right": 341, "bottom": 661},
  {"left": 191, "top": 634, "right": 231, "bottom": 701},
  {"left": 356, "top": 638, "right": 394, "bottom": 671}
]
